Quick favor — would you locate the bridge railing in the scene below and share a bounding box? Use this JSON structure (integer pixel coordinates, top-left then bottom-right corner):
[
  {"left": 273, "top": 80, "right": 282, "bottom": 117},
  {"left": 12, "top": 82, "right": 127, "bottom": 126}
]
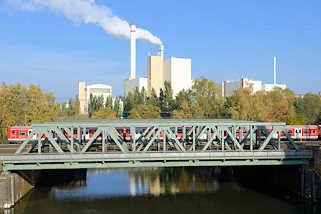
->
[{"left": 15, "top": 119, "right": 299, "bottom": 154}]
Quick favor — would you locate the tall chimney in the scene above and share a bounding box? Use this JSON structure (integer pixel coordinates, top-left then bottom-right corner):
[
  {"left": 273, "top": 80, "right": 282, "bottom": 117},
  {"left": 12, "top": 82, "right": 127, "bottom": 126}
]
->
[
  {"left": 273, "top": 56, "right": 276, "bottom": 85},
  {"left": 130, "top": 24, "right": 136, "bottom": 79},
  {"left": 159, "top": 45, "right": 164, "bottom": 59}
]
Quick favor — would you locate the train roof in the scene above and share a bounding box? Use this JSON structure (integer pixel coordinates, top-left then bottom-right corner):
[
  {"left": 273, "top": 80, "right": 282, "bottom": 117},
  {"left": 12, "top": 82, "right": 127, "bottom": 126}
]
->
[{"left": 8, "top": 126, "right": 32, "bottom": 129}]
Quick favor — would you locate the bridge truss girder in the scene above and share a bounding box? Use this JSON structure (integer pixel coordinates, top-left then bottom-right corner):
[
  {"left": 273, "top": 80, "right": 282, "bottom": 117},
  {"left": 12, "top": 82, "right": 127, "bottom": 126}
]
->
[{"left": 15, "top": 119, "right": 299, "bottom": 154}]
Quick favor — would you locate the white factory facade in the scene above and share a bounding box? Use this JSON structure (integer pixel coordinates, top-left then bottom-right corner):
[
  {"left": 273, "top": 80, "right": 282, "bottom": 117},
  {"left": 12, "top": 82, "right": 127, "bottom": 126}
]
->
[
  {"left": 221, "top": 57, "right": 286, "bottom": 97},
  {"left": 221, "top": 78, "right": 286, "bottom": 97},
  {"left": 124, "top": 24, "right": 192, "bottom": 97},
  {"left": 78, "top": 82, "right": 113, "bottom": 114}
]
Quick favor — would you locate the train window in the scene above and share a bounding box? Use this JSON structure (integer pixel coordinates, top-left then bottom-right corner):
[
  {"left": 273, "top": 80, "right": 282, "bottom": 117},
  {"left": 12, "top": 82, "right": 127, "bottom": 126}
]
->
[
  {"left": 86, "top": 129, "right": 89, "bottom": 134},
  {"left": 73, "top": 129, "right": 77, "bottom": 134},
  {"left": 20, "top": 131, "right": 26, "bottom": 136},
  {"left": 12, "top": 130, "right": 15, "bottom": 135},
  {"left": 288, "top": 130, "right": 293, "bottom": 134},
  {"left": 304, "top": 129, "right": 309, "bottom": 134}
]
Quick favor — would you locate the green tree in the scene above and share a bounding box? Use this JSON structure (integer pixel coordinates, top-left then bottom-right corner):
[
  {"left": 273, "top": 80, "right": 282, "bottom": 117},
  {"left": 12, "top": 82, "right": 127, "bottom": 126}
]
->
[
  {"left": 294, "top": 93, "right": 321, "bottom": 124},
  {"left": 192, "top": 77, "right": 224, "bottom": 118},
  {"left": 88, "top": 94, "right": 104, "bottom": 117},
  {"left": 128, "top": 104, "right": 160, "bottom": 119},
  {"left": 91, "top": 108, "right": 116, "bottom": 119},
  {"left": 265, "top": 88, "right": 296, "bottom": 123},
  {"left": 124, "top": 92, "right": 134, "bottom": 118},
  {"left": 159, "top": 81, "right": 175, "bottom": 118},
  {"left": 147, "top": 88, "right": 159, "bottom": 106},
  {"left": 105, "top": 96, "right": 113, "bottom": 110}
]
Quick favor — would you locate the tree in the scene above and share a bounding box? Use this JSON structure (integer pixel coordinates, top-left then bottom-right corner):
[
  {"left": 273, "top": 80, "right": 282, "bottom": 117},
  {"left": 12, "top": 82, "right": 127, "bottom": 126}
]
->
[
  {"left": 265, "top": 88, "right": 296, "bottom": 124},
  {"left": 147, "top": 88, "right": 158, "bottom": 106},
  {"left": 88, "top": 94, "right": 104, "bottom": 117},
  {"left": 294, "top": 93, "right": 321, "bottom": 124},
  {"left": 128, "top": 104, "right": 160, "bottom": 119},
  {"left": 105, "top": 96, "right": 113, "bottom": 110},
  {"left": 124, "top": 92, "right": 134, "bottom": 118},
  {"left": 229, "top": 88, "right": 254, "bottom": 120},
  {"left": 113, "top": 97, "right": 121, "bottom": 117},
  {"left": 159, "top": 81, "right": 175, "bottom": 118},
  {"left": 91, "top": 108, "right": 116, "bottom": 119},
  {"left": 192, "top": 77, "right": 224, "bottom": 118},
  {"left": 172, "top": 101, "right": 194, "bottom": 118},
  {"left": 0, "top": 83, "right": 62, "bottom": 143}
]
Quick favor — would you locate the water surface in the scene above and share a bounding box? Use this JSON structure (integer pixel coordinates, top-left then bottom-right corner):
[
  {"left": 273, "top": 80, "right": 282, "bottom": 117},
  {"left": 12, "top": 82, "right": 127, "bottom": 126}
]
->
[{"left": 2, "top": 167, "right": 320, "bottom": 214}]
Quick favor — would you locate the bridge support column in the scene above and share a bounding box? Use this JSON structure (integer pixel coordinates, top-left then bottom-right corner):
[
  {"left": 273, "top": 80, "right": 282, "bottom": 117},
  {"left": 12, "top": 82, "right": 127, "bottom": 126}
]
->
[{"left": 0, "top": 172, "right": 33, "bottom": 209}]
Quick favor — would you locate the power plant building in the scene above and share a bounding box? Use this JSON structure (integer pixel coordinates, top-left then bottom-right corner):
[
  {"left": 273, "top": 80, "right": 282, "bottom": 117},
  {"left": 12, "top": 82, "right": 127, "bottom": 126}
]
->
[
  {"left": 125, "top": 24, "right": 192, "bottom": 97},
  {"left": 163, "top": 57, "right": 192, "bottom": 97},
  {"left": 221, "top": 78, "right": 286, "bottom": 97},
  {"left": 221, "top": 56, "right": 286, "bottom": 97},
  {"left": 124, "top": 77, "right": 148, "bottom": 96},
  {"left": 147, "top": 46, "right": 192, "bottom": 97},
  {"left": 147, "top": 55, "right": 164, "bottom": 96},
  {"left": 146, "top": 55, "right": 192, "bottom": 97},
  {"left": 78, "top": 82, "right": 112, "bottom": 114},
  {"left": 222, "top": 78, "right": 263, "bottom": 97}
]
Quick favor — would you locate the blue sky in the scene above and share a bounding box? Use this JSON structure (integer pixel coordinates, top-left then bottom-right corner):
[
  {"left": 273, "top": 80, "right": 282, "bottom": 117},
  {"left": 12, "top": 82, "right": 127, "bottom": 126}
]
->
[{"left": 0, "top": 0, "right": 321, "bottom": 102}]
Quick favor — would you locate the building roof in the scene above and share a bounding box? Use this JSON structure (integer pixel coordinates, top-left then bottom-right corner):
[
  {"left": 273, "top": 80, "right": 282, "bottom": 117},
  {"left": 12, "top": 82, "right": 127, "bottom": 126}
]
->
[{"left": 87, "top": 84, "right": 112, "bottom": 88}]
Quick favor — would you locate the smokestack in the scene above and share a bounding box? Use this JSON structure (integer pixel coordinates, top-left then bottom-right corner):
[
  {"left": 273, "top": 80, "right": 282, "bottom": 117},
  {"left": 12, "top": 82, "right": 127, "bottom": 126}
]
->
[
  {"left": 159, "top": 45, "right": 164, "bottom": 59},
  {"left": 130, "top": 24, "right": 136, "bottom": 79},
  {"left": 274, "top": 56, "right": 276, "bottom": 85}
]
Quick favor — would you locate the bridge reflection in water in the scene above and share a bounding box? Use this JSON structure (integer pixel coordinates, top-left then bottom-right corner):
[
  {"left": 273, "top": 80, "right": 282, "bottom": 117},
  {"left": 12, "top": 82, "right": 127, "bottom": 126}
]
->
[{"left": 4, "top": 168, "right": 320, "bottom": 214}]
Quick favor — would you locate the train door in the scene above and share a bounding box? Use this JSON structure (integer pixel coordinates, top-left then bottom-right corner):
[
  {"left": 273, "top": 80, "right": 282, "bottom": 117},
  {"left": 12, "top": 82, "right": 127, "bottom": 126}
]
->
[
  {"left": 302, "top": 128, "right": 309, "bottom": 140},
  {"left": 85, "top": 128, "right": 90, "bottom": 141},
  {"left": 294, "top": 128, "right": 302, "bottom": 140}
]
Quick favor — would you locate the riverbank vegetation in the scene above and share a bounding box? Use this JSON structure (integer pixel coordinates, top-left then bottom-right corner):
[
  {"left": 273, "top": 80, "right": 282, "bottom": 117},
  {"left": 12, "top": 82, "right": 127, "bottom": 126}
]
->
[{"left": 0, "top": 79, "right": 320, "bottom": 143}]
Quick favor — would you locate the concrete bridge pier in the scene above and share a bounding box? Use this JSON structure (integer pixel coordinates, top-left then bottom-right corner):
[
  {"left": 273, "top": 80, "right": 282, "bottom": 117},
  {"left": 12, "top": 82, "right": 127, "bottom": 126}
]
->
[
  {"left": 0, "top": 168, "right": 87, "bottom": 209},
  {"left": 0, "top": 172, "right": 33, "bottom": 209}
]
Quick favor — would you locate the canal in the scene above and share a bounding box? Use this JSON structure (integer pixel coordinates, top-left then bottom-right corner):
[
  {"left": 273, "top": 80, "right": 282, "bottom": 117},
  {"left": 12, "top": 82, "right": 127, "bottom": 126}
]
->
[{"left": 1, "top": 167, "right": 320, "bottom": 214}]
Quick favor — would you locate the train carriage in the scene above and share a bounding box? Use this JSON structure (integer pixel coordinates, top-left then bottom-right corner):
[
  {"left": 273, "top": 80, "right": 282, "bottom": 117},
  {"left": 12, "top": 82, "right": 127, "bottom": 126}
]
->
[{"left": 7, "top": 124, "right": 321, "bottom": 144}]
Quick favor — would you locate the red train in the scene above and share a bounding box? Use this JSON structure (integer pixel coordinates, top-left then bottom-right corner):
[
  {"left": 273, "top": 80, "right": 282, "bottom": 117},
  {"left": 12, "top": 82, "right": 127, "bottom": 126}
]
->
[{"left": 7, "top": 125, "right": 321, "bottom": 144}]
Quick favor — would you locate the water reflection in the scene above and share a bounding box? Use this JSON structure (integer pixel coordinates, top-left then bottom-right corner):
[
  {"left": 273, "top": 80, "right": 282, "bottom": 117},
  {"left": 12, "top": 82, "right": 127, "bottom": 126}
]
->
[
  {"left": 1, "top": 167, "right": 320, "bottom": 214},
  {"left": 126, "top": 167, "right": 220, "bottom": 196}
]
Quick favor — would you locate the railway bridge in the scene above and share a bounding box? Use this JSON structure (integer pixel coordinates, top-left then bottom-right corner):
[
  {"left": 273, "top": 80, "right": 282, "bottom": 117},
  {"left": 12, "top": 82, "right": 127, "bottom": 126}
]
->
[
  {"left": 0, "top": 119, "right": 317, "bottom": 208},
  {"left": 0, "top": 119, "right": 313, "bottom": 171}
]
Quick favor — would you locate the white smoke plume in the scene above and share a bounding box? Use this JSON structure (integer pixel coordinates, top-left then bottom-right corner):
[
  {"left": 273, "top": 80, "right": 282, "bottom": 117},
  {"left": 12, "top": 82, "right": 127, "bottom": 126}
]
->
[{"left": 7, "top": 0, "right": 162, "bottom": 45}]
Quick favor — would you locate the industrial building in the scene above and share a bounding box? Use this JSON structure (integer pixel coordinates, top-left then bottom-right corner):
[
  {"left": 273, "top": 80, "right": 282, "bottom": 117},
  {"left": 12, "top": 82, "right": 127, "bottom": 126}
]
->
[
  {"left": 147, "top": 49, "right": 192, "bottom": 97},
  {"left": 78, "top": 82, "right": 112, "bottom": 114},
  {"left": 124, "top": 77, "right": 148, "bottom": 96},
  {"left": 163, "top": 57, "right": 192, "bottom": 96},
  {"left": 125, "top": 24, "right": 192, "bottom": 97},
  {"left": 147, "top": 53, "right": 164, "bottom": 96},
  {"left": 221, "top": 56, "right": 286, "bottom": 97},
  {"left": 221, "top": 78, "right": 286, "bottom": 97}
]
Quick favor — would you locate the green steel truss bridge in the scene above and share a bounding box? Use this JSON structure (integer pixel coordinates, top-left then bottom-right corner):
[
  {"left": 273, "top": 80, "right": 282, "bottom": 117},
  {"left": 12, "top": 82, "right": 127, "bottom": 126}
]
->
[{"left": 0, "top": 119, "right": 313, "bottom": 172}]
